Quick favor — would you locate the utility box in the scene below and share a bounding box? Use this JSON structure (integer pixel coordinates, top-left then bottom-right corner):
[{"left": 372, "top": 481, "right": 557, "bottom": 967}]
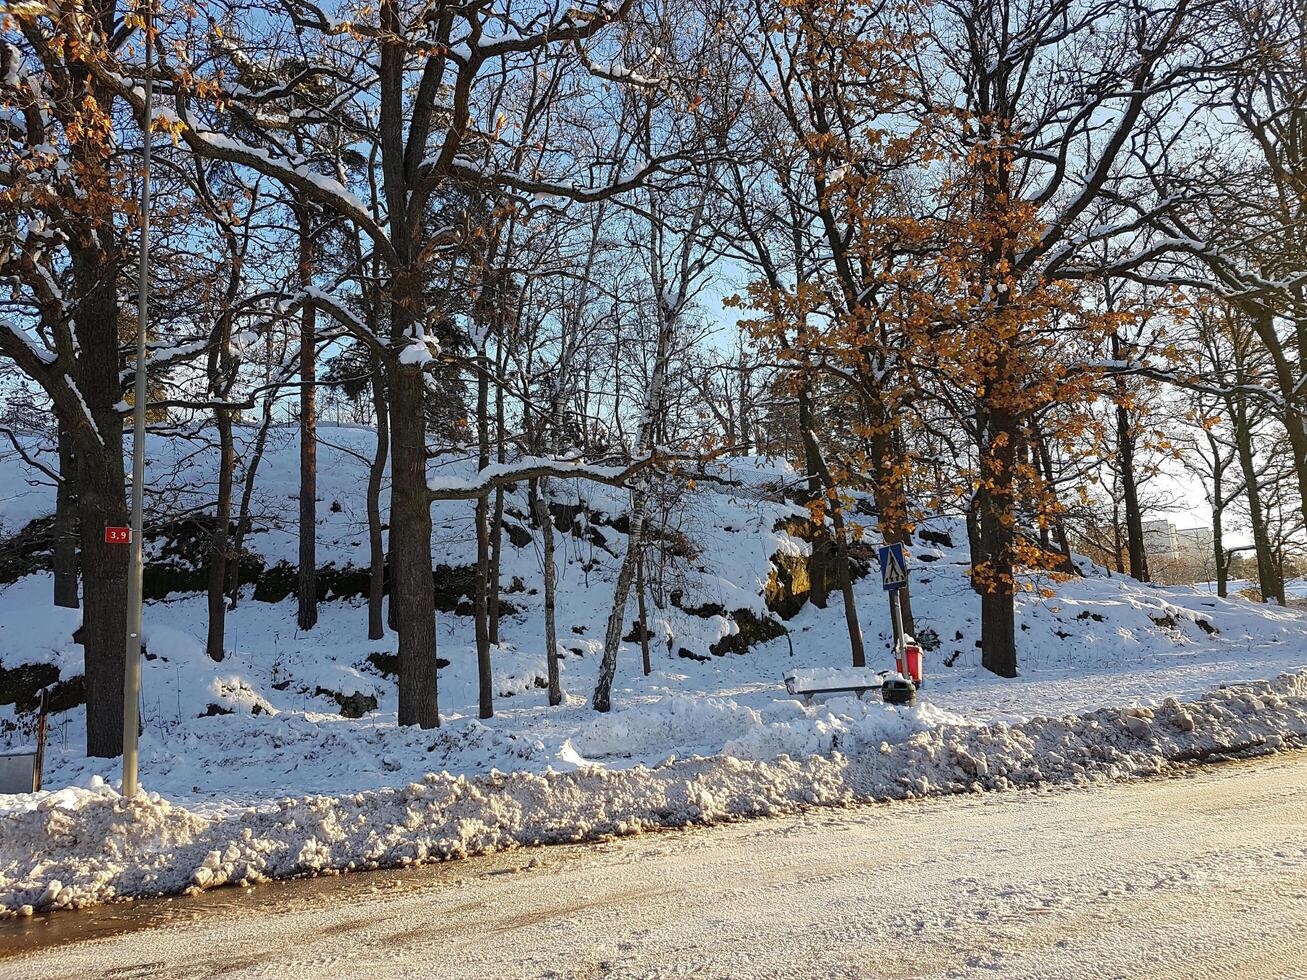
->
[
  {"left": 0, "top": 750, "right": 39, "bottom": 794},
  {"left": 882, "top": 676, "right": 916, "bottom": 706},
  {"left": 0, "top": 689, "right": 47, "bottom": 794}
]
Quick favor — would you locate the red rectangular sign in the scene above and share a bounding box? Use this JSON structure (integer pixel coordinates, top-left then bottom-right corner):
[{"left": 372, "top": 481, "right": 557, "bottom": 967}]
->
[{"left": 105, "top": 526, "right": 131, "bottom": 544}]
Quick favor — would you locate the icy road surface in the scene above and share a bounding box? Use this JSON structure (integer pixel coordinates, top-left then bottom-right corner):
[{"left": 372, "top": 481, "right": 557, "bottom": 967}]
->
[{"left": 4, "top": 753, "right": 1306, "bottom": 979}]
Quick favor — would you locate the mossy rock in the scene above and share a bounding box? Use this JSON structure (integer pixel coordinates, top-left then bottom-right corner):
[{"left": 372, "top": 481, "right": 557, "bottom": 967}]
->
[
  {"left": 503, "top": 522, "right": 532, "bottom": 549},
  {"left": 433, "top": 563, "right": 479, "bottom": 612},
  {"left": 547, "top": 500, "right": 623, "bottom": 547},
  {"left": 365, "top": 651, "right": 449, "bottom": 677},
  {"left": 919, "top": 529, "right": 952, "bottom": 548},
  {"left": 765, "top": 552, "right": 812, "bottom": 620},
  {"left": 0, "top": 662, "right": 59, "bottom": 712},
  {"left": 709, "top": 608, "right": 786, "bottom": 656},
  {"left": 0, "top": 661, "right": 84, "bottom": 714},
  {"left": 548, "top": 501, "right": 582, "bottom": 533},
  {"left": 251, "top": 560, "right": 373, "bottom": 604},
  {"left": 670, "top": 590, "right": 727, "bottom": 619},
  {"left": 318, "top": 563, "right": 371, "bottom": 602},
  {"left": 141, "top": 518, "right": 265, "bottom": 599},
  {"left": 314, "top": 687, "right": 378, "bottom": 719},
  {"left": 0, "top": 516, "right": 56, "bottom": 585},
  {"left": 764, "top": 516, "right": 871, "bottom": 619},
  {"left": 46, "top": 674, "right": 85, "bottom": 713},
  {"left": 253, "top": 560, "right": 298, "bottom": 603},
  {"left": 644, "top": 524, "right": 698, "bottom": 561},
  {"left": 623, "top": 622, "right": 656, "bottom": 643}
]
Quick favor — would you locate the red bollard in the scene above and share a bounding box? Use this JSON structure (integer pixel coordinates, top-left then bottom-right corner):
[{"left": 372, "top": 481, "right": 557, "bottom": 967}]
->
[{"left": 896, "top": 643, "right": 924, "bottom": 686}]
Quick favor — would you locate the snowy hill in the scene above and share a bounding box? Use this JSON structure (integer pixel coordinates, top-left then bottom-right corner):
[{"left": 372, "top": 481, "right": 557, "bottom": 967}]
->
[
  {"left": 2, "top": 423, "right": 1305, "bottom": 799},
  {"left": 4, "top": 427, "right": 1307, "bottom": 913}
]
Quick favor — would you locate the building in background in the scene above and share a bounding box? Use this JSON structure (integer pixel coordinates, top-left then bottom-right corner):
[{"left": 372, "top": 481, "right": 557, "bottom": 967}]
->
[
  {"left": 1175, "top": 526, "right": 1214, "bottom": 562},
  {"left": 1141, "top": 520, "right": 1179, "bottom": 561},
  {"left": 1142, "top": 520, "right": 1216, "bottom": 583}
]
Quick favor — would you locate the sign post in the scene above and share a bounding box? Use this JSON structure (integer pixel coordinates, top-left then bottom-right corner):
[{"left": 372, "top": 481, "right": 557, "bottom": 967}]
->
[
  {"left": 122, "top": 1, "right": 154, "bottom": 799},
  {"left": 878, "top": 543, "right": 909, "bottom": 665}
]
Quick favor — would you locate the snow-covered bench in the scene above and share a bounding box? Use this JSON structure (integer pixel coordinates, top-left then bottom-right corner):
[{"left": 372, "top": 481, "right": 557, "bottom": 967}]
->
[{"left": 783, "top": 667, "right": 887, "bottom": 705}]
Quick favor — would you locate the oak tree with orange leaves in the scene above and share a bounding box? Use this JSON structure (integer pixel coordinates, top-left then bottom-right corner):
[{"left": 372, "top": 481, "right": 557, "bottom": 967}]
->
[{"left": 1, "top": 0, "right": 146, "bottom": 756}]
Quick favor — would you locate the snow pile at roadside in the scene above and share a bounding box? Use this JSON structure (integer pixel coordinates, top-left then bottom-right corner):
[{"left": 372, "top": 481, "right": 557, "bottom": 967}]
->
[
  {"left": 569, "top": 693, "right": 966, "bottom": 765},
  {"left": 8, "top": 431, "right": 1307, "bottom": 808},
  {"left": 5, "top": 670, "right": 1306, "bottom": 916}
]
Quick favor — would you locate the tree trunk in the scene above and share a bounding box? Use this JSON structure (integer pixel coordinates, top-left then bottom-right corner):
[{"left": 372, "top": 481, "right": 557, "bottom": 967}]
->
[
  {"left": 77, "top": 449, "right": 128, "bottom": 757},
  {"left": 53, "top": 429, "right": 79, "bottom": 609},
  {"left": 865, "top": 418, "right": 915, "bottom": 636},
  {"left": 367, "top": 355, "right": 389, "bottom": 640},
  {"left": 1114, "top": 336, "right": 1149, "bottom": 583},
  {"left": 965, "top": 496, "right": 983, "bottom": 591},
  {"left": 227, "top": 410, "right": 274, "bottom": 608},
  {"left": 474, "top": 494, "right": 493, "bottom": 717},
  {"left": 1286, "top": 404, "right": 1307, "bottom": 533},
  {"left": 1034, "top": 428, "right": 1073, "bottom": 561},
  {"left": 831, "top": 509, "right": 865, "bottom": 667},
  {"left": 796, "top": 383, "right": 833, "bottom": 608},
  {"left": 738, "top": 349, "right": 752, "bottom": 453},
  {"left": 72, "top": 257, "right": 128, "bottom": 758},
  {"left": 489, "top": 488, "right": 504, "bottom": 645},
  {"left": 594, "top": 494, "right": 649, "bottom": 712},
  {"left": 204, "top": 409, "right": 234, "bottom": 662},
  {"left": 801, "top": 425, "right": 865, "bottom": 667},
  {"left": 529, "top": 477, "right": 562, "bottom": 706},
  {"left": 1212, "top": 503, "right": 1226, "bottom": 598},
  {"left": 1111, "top": 507, "right": 1126, "bottom": 574},
  {"left": 1243, "top": 304, "right": 1307, "bottom": 531},
  {"left": 1230, "top": 397, "right": 1280, "bottom": 604},
  {"left": 593, "top": 271, "right": 678, "bottom": 712},
  {"left": 388, "top": 354, "right": 439, "bottom": 728},
  {"left": 473, "top": 348, "right": 493, "bottom": 719},
  {"left": 636, "top": 548, "right": 651, "bottom": 676},
  {"left": 387, "top": 543, "right": 399, "bottom": 631},
  {"left": 977, "top": 408, "right": 1018, "bottom": 678},
  {"left": 798, "top": 382, "right": 821, "bottom": 498},
  {"left": 297, "top": 211, "right": 319, "bottom": 631},
  {"left": 488, "top": 348, "right": 506, "bottom": 645}
]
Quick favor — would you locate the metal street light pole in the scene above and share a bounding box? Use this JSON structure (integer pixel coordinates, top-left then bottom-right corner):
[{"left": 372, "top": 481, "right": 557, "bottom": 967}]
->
[{"left": 122, "top": 2, "right": 154, "bottom": 799}]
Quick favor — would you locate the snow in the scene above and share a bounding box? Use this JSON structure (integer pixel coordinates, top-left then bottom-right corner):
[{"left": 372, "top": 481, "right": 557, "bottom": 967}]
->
[
  {"left": 4, "top": 428, "right": 1307, "bottom": 913},
  {"left": 3, "top": 670, "right": 1306, "bottom": 915},
  {"left": 16, "top": 753, "right": 1302, "bottom": 978},
  {"left": 398, "top": 338, "right": 436, "bottom": 366},
  {"left": 427, "top": 455, "right": 638, "bottom": 496},
  {"left": 177, "top": 125, "right": 375, "bottom": 230},
  {"left": 0, "top": 319, "right": 56, "bottom": 366},
  {"left": 785, "top": 667, "right": 886, "bottom": 692}
]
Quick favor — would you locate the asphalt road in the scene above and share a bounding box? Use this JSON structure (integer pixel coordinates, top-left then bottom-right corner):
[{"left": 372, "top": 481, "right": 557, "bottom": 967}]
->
[{"left": 4, "top": 753, "right": 1306, "bottom": 979}]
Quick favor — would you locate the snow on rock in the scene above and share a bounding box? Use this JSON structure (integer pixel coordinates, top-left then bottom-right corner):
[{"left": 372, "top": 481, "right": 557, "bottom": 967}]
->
[{"left": 4, "top": 670, "right": 1307, "bottom": 916}]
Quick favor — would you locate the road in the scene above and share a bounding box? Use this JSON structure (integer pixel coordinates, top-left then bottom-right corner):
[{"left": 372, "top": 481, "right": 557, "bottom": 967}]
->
[{"left": 4, "top": 753, "right": 1307, "bottom": 979}]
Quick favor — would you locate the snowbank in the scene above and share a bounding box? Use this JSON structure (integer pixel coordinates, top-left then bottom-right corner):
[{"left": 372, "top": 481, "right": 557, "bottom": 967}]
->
[
  {"left": 4, "top": 670, "right": 1306, "bottom": 916},
  {"left": 7, "top": 432, "right": 1307, "bottom": 917}
]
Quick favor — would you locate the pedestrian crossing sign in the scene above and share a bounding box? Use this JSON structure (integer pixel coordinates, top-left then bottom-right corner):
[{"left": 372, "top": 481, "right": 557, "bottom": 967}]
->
[{"left": 878, "top": 543, "right": 908, "bottom": 591}]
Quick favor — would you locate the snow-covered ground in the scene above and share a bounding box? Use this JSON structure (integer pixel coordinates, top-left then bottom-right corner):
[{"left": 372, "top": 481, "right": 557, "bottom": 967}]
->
[
  {"left": 8, "top": 752, "right": 1305, "bottom": 979},
  {"left": 3, "top": 426, "right": 1307, "bottom": 913},
  {"left": 3, "top": 667, "right": 1307, "bottom": 915},
  {"left": 1195, "top": 576, "right": 1307, "bottom": 600}
]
